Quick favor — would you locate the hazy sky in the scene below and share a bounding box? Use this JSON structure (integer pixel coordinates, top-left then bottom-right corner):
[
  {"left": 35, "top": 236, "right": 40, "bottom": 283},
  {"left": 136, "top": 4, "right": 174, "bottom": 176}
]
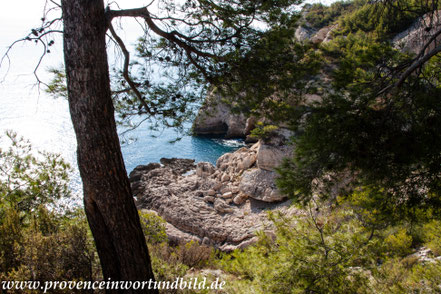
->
[
  {"left": 0, "top": 0, "right": 151, "bottom": 78},
  {"left": 0, "top": 0, "right": 331, "bottom": 80}
]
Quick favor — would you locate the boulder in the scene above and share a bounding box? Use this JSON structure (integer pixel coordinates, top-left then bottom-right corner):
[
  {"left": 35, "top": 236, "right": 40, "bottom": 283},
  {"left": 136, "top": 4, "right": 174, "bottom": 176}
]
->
[
  {"left": 221, "top": 173, "right": 230, "bottom": 182},
  {"left": 238, "top": 153, "right": 257, "bottom": 170},
  {"left": 231, "top": 186, "right": 240, "bottom": 194},
  {"left": 160, "top": 158, "right": 196, "bottom": 174},
  {"left": 129, "top": 162, "right": 161, "bottom": 182},
  {"left": 216, "top": 152, "right": 232, "bottom": 168},
  {"left": 257, "top": 144, "right": 292, "bottom": 171},
  {"left": 233, "top": 193, "right": 248, "bottom": 205},
  {"left": 222, "top": 192, "right": 233, "bottom": 199},
  {"left": 239, "top": 169, "right": 286, "bottom": 202},
  {"left": 196, "top": 162, "right": 216, "bottom": 178},
  {"left": 295, "top": 25, "right": 317, "bottom": 42},
  {"left": 133, "top": 145, "right": 295, "bottom": 251},
  {"left": 214, "top": 198, "right": 233, "bottom": 214},
  {"left": 203, "top": 196, "right": 215, "bottom": 204},
  {"left": 310, "top": 25, "right": 337, "bottom": 44}
]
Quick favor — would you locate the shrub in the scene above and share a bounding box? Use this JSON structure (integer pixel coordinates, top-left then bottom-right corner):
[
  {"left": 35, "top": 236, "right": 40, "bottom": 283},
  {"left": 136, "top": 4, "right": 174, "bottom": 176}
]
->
[
  {"left": 151, "top": 240, "right": 214, "bottom": 269},
  {"left": 139, "top": 210, "right": 168, "bottom": 244},
  {"left": 384, "top": 228, "right": 413, "bottom": 257},
  {"left": 249, "top": 122, "right": 279, "bottom": 141},
  {"left": 0, "top": 131, "right": 100, "bottom": 286},
  {"left": 303, "top": 1, "right": 356, "bottom": 29},
  {"left": 423, "top": 220, "right": 441, "bottom": 256},
  {"left": 0, "top": 130, "right": 71, "bottom": 212},
  {"left": 219, "top": 204, "right": 379, "bottom": 294}
]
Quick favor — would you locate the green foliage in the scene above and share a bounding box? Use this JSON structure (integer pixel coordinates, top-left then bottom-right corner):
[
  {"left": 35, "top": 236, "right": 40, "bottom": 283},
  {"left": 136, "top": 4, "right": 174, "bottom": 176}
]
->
[
  {"left": 303, "top": 1, "right": 357, "bottom": 29},
  {"left": 139, "top": 211, "right": 168, "bottom": 244},
  {"left": 384, "top": 228, "right": 413, "bottom": 257},
  {"left": 6, "top": 209, "right": 97, "bottom": 283},
  {"left": 407, "top": 261, "right": 441, "bottom": 292},
  {"left": 219, "top": 23, "right": 322, "bottom": 122},
  {"left": 47, "top": 0, "right": 304, "bottom": 136},
  {"left": 371, "top": 257, "right": 441, "bottom": 293},
  {"left": 45, "top": 67, "right": 67, "bottom": 99},
  {"left": 0, "top": 131, "right": 100, "bottom": 285},
  {"left": 219, "top": 204, "right": 379, "bottom": 293},
  {"left": 249, "top": 122, "right": 279, "bottom": 141},
  {"left": 0, "top": 131, "right": 71, "bottom": 212},
  {"left": 220, "top": 1, "right": 441, "bottom": 216},
  {"left": 150, "top": 251, "right": 189, "bottom": 290},
  {"left": 148, "top": 240, "right": 216, "bottom": 294},
  {"left": 276, "top": 30, "right": 441, "bottom": 212},
  {"left": 139, "top": 211, "right": 216, "bottom": 291},
  {"left": 219, "top": 197, "right": 441, "bottom": 293},
  {"left": 423, "top": 220, "right": 441, "bottom": 256},
  {"left": 150, "top": 240, "right": 215, "bottom": 270},
  {"left": 336, "top": 0, "right": 438, "bottom": 38}
]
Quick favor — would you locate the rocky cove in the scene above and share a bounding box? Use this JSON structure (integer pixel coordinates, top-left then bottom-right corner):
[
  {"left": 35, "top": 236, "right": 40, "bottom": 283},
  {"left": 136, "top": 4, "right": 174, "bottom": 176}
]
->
[
  {"left": 130, "top": 132, "right": 296, "bottom": 251},
  {"left": 130, "top": 7, "right": 441, "bottom": 252}
]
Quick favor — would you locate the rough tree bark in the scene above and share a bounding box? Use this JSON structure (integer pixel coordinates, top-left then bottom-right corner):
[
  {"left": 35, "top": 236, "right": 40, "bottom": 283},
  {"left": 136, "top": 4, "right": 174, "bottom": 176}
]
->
[{"left": 61, "top": 0, "right": 157, "bottom": 291}]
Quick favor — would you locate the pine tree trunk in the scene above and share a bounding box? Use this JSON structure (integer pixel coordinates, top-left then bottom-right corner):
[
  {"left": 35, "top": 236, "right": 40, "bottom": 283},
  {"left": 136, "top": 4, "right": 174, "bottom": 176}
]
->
[{"left": 61, "top": 1, "right": 157, "bottom": 292}]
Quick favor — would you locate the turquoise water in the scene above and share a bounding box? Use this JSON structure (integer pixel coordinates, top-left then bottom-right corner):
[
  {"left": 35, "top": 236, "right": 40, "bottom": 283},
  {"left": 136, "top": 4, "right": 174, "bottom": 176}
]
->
[
  {"left": 0, "top": 84, "right": 242, "bottom": 201},
  {"left": 0, "top": 80, "right": 242, "bottom": 202},
  {"left": 122, "top": 127, "right": 244, "bottom": 172}
]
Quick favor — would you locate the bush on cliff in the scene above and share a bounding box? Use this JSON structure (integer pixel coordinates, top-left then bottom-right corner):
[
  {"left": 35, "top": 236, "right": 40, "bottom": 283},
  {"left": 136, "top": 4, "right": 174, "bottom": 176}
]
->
[{"left": 274, "top": 16, "right": 441, "bottom": 215}]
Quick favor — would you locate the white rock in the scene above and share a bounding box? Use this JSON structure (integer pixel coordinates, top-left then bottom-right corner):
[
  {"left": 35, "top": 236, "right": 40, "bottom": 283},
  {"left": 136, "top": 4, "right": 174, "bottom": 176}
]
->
[
  {"left": 204, "top": 196, "right": 215, "bottom": 203},
  {"left": 214, "top": 199, "right": 233, "bottom": 213},
  {"left": 196, "top": 162, "right": 216, "bottom": 178},
  {"left": 220, "top": 185, "right": 231, "bottom": 194},
  {"left": 239, "top": 153, "right": 257, "bottom": 170},
  {"left": 257, "top": 144, "right": 292, "bottom": 171},
  {"left": 310, "top": 25, "right": 337, "bottom": 44},
  {"left": 192, "top": 91, "right": 247, "bottom": 138},
  {"left": 213, "top": 181, "right": 222, "bottom": 191},
  {"left": 221, "top": 173, "right": 230, "bottom": 182},
  {"left": 222, "top": 192, "right": 233, "bottom": 199},
  {"left": 239, "top": 169, "right": 286, "bottom": 202},
  {"left": 233, "top": 194, "right": 247, "bottom": 205},
  {"left": 231, "top": 186, "right": 240, "bottom": 194}
]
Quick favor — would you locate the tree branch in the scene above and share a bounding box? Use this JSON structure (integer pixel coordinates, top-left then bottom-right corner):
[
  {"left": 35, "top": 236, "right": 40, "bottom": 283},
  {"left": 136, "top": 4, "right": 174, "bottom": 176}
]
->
[
  {"left": 378, "top": 26, "right": 441, "bottom": 94},
  {"left": 415, "top": 26, "right": 441, "bottom": 60},
  {"left": 107, "top": 22, "right": 154, "bottom": 115},
  {"left": 395, "top": 44, "right": 441, "bottom": 88},
  {"left": 106, "top": 7, "right": 219, "bottom": 59}
]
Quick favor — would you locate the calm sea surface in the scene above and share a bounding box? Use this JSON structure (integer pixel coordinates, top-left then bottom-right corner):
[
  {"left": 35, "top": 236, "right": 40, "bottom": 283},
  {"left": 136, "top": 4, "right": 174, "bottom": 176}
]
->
[
  {"left": 0, "top": 2, "right": 243, "bottom": 205},
  {"left": 0, "top": 73, "right": 242, "bottom": 202}
]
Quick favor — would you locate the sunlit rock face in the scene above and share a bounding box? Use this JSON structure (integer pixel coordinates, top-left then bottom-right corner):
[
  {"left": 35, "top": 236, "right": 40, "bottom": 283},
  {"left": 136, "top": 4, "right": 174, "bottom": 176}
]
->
[{"left": 393, "top": 10, "right": 441, "bottom": 55}]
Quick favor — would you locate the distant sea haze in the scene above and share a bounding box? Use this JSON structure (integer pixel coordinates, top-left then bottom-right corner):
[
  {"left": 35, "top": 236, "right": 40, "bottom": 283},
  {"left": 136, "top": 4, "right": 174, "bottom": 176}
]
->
[
  {"left": 0, "top": 82, "right": 243, "bottom": 203},
  {"left": 0, "top": 62, "right": 242, "bottom": 207}
]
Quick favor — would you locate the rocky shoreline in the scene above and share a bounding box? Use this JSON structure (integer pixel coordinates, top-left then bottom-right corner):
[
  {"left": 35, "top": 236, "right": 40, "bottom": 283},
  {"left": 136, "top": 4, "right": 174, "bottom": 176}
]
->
[{"left": 130, "top": 137, "right": 297, "bottom": 251}]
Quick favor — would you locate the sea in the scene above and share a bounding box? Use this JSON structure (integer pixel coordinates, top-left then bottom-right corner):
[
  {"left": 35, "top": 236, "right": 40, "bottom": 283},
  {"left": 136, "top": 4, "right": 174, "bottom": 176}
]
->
[
  {"left": 0, "top": 64, "right": 243, "bottom": 205},
  {"left": 0, "top": 2, "right": 243, "bottom": 204}
]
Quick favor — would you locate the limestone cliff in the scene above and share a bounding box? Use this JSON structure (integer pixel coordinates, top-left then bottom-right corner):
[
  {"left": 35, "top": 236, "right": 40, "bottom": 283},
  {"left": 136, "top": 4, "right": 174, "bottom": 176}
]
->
[{"left": 192, "top": 90, "right": 249, "bottom": 138}]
